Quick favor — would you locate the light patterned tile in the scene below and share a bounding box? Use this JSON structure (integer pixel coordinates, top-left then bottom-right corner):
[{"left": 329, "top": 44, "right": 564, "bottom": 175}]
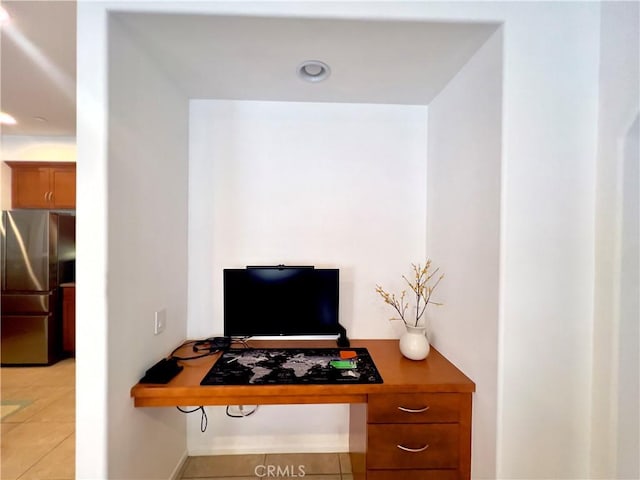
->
[
  {"left": 1, "top": 398, "right": 51, "bottom": 423},
  {"left": 1, "top": 422, "right": 20, "bottom": 436},
  {"left": 27, "top": 361, "right": 75, "bottom": 388},
  {"left": 30, "top": 385, "right": 74, "bottom": 402},
  {"left": 339, "top": 452, "right": 352, "bottom": 474},
  {"left": 0, "top": 361, "right": 75, "bottom": 480},
  {"left": 182, "top": 454, "right": 265, "bottom": 478},
  {"left": 0, "top": 387, "right": 28, "bottom": 400},
  {"left": 264, "top": 453, "right": 341, "bottom": 475},
  {"left": 1, "top": 386, "right": 72, "bottom": 423},
  {"left": 1, "top": 402, "right": 28, "bottom": 421},
  {"left": 0, "top": 445, "right": 52, "bottom": 480},
  {"left": 1, "top": 421, "right": 74, "bottom": 448},
  {"left": 182, "top": 478, "right": 257, "bottom": 480},
  {"left": 0, "top": 360, "right": 74, "bottom": 389},
  {"left": 303, "top": 476, "right": 341, "bottom": 480},
  {"left": 17, "top": 433, "right": 74, "bottom": 480},
  {"left": 0, "top": 368, "right": 43, "bottom": 388},
  {"left": 1, "top": 386, "right": 71, "bottom": 402},
  {"left": 2, "top": 386, "right": 70, "bottom": 410},
  {"left": 182, "top": 475, "right": 342, "bottom": 480},
  {"left": 27, "top": 392, "right": 75, "bottom": 423}
]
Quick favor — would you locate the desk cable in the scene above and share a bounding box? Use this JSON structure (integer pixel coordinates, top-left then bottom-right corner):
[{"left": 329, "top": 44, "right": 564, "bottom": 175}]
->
[
  {"left": 172, "top": 337, "right": 255, "bottom": 430},
  {"left": 170, "top": 338, "right": 222, "bottom": 432},
  {"left": 176, "top": 406, "right": 208, "bottom": 432},
  {"left": 169, "top": 338, "right": 226, "bottom": 361},
  {"left": 226, "top": 405, "right": 259, "bottom": 418},
  {"left": 169, "top": 336, "right": 250, "bottom": 361}
]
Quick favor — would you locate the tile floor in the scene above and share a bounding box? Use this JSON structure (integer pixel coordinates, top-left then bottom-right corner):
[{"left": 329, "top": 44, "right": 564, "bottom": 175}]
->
[
  {"left": 1, "top": 361, "right": 352, "bottom": 480},
  {"left": 180, "top": 452, "right": 353, "bottom": 480},
  {"left": 1, "top": 358, "right": 75, "bottom": 480}
]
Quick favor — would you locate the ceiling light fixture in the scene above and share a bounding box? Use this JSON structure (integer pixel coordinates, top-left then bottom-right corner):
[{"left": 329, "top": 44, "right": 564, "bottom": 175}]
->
[
  {"left": 297, "top": 60, "right": 331, "bottom": 83},
  {"left": 0, "top": 112, "right": 17, "bottom": 125}
]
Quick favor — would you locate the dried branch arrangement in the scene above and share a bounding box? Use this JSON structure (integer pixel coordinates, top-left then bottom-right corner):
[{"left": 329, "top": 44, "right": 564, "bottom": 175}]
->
[{"left": 376, "top": 260, "right": 444, "bottom": 327}]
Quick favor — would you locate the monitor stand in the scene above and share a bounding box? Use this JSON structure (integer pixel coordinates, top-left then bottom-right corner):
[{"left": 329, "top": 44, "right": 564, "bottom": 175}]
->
[{"left": 336, "top": 323, "right": 350, "bottom": 347}]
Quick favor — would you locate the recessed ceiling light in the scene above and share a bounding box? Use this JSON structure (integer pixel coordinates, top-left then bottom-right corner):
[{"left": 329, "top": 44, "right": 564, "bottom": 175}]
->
[
  {"left": 0, "top": 6, "right": 11, "bottom": 25},
  {"left": 0, "top": 112, "right": 17, "bottom": 125},
  {"left": 297, "top": 60, "right": 331, "bottom": 83}
]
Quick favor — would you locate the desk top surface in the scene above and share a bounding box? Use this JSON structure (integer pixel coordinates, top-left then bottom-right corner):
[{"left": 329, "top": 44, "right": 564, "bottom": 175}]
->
[{"left": 131, "top": 339, "right": 475, "bottom": 407}]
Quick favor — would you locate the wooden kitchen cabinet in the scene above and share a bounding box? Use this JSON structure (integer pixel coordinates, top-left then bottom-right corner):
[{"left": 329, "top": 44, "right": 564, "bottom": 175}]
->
[{"left": 7, "top": 161, "right": 76, "bottom": 209}]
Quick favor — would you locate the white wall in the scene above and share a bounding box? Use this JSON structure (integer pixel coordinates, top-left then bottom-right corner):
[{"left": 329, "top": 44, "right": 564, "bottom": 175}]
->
[
  {"left": 0, "top": 135, "right": 76, "bottom": 161},
  {"left": 616, "top": 114, "right": 639, "bottom": 479},
  {"left": 77, "top": 2, "right": 610, "bottom": 479},
  {"left": 491, "top": 5, "right": 600, "bottom": 479},
  {"left": 591, "top": 3, "right": 640, "bottom": 478},
  {"left": 0, "top": 135, "right": 76, "bottom": 209},
  {"left": 427, "top": 29, "right": 502, "bottom": 479},
  {"left": 76, "top": 6, "right": 190, "bottom": 478},
  {"left": 387, "top": 3, "right": 600, "bottom": 479},
  {"left": 76, "top": 2, "right": 109, "bottom": 476},
  {"left": 105, "top": 14, "right": 190, "bottom": 480},
  {"left": 188, "top": 99, "right": 428, "bottom": 454}
]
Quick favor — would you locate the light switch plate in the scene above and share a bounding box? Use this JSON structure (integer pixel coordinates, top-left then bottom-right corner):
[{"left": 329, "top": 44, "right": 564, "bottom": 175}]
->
[{"left": 154, "top": 309, "right": 167, "bottom": 335}]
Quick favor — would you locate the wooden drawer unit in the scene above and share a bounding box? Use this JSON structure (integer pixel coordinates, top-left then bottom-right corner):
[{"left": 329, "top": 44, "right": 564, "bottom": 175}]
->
[
  {"left": 366, "top": 470, "right": 459, "bottom": 480},
  {"left": 363, "top": 392, "right": 472, "bottom": 479},
  {"left": 368, "top": 424, "right": 459, "bottom": 469},
  {"left": 368, "top": 393, "right": 461, "bottom": 424}
]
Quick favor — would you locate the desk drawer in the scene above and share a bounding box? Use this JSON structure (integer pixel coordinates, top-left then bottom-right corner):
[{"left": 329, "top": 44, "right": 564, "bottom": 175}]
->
[
  {"left": 367, "top": 424, "right": 459, "bottom": 469},
  {"left": 368, "top": 393, "right": 460, "bottom": 423},
  {"left": 367, "top": 470, "right": 458, "bottom": 480}
]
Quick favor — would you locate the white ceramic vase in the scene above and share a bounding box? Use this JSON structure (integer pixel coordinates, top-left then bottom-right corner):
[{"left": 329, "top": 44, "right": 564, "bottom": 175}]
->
[{"left": 399, "top": 325, "right": 430, "bottom": 361}]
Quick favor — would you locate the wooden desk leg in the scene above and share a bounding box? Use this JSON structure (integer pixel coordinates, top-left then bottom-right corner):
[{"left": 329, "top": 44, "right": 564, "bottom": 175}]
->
[{"left": 349, "top": 402, "right": 367, "bottom": 480}]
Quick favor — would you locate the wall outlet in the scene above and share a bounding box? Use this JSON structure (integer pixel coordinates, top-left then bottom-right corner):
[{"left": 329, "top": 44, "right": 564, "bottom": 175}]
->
[{"left": 154, "top": 309, "right": 167, "bottom": 335}]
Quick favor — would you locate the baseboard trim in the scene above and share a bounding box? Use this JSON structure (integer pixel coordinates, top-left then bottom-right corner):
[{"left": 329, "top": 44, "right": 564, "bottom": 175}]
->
[
  {"left": 169, "top": 450, "right": 188, "bottom": 480},
  {"left": 188, "top": 433, "right": 349, "bottom": 456}
]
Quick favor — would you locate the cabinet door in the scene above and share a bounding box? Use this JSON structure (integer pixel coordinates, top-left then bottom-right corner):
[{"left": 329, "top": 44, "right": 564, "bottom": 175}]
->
[
  {"left": 51, "top": 166, "right": 76, "bottom": 208},
  {"left": 11, "top": 166, "right": 51, "bottom": 208}
]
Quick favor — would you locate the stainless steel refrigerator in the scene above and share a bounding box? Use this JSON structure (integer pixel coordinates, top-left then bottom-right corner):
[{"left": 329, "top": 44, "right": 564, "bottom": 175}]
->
[{"left": 1, "top": 211, "right": 75, "bottom": 365}]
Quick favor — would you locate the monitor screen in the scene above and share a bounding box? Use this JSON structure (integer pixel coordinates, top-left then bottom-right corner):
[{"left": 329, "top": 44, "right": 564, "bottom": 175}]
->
[{"left": 223, "top": 267, "right": 339, "bottom": 337}]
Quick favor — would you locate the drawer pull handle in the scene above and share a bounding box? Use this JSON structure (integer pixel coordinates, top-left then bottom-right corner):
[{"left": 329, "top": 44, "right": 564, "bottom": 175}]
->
[
  {"left": 397, "top": 405, "right": 430, "bottom": 413},
  {"left": 397, "top": 444, "right": 430, "bottom": 453}
]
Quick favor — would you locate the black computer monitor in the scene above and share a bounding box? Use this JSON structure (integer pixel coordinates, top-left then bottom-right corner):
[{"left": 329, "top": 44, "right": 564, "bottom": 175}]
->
[{"left": 223, "top": 266, "right": 339, "bottom": 337}]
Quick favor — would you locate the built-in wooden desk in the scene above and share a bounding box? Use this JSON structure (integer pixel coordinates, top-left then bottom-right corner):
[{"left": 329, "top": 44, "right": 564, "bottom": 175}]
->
[{"left": 131, "top": 339, "right": 475, "bottom": 480}]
